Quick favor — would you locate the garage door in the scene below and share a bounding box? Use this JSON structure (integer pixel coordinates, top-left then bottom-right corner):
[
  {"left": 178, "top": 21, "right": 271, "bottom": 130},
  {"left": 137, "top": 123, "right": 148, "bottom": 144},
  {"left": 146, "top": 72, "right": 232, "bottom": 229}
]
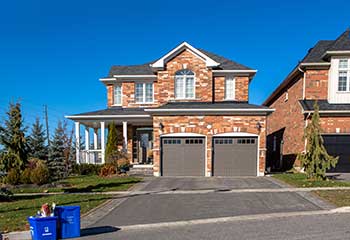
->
[
  {"left": 323, "top": 135, "right": 350, "bottom": 173},
  {"left": 161, "top": 137, "right": 205, "bottom": 176},
  {"left": 213, "top": 137, "right": 258, "bottom": 176}
]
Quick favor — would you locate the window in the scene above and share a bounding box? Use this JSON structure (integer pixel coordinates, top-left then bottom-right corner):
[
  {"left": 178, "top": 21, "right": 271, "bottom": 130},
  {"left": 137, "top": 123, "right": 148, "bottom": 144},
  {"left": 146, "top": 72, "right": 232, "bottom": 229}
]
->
[
  {"left": 225, "top": 77, "right": 235, "bottom": 100},
  {"left": 175, "top": 69, "right": 195, "bottom": 99},
  {"left": 135, "top": 83, "right": 153, "bottom": 103},
  {"left": 185, "top": 139, "right": 204, "bottom": 144},
  {"left": 114, "top": 85, "right": 122, "bottom": 105},
  {"left": 338, "top": 59, "right": 350, "bottom": 92}
]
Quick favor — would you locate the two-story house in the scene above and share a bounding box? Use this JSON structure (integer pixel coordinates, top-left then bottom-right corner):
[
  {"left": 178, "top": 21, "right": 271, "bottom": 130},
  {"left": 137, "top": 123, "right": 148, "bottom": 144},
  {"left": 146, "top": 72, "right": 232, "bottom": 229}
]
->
[
  {"left": 66, "top": 42, "right": 273, "bottom": 177},
  {"left": 264, "top": 29, "right": 350, "bottom": 173}
]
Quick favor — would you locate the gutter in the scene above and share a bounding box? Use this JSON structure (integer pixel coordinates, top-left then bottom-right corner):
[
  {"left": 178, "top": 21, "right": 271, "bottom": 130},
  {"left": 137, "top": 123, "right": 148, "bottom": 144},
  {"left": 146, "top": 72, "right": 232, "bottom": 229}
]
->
[{"left": 144, "top": 108, "right": 275, "bottom": 112}]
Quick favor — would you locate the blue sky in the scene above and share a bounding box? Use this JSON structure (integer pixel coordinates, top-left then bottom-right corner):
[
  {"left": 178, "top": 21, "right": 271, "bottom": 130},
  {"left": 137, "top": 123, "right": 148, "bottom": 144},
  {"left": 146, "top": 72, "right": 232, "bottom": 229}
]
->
[{"left": 0, "top": 0, "right": 349, "bottom": 133}]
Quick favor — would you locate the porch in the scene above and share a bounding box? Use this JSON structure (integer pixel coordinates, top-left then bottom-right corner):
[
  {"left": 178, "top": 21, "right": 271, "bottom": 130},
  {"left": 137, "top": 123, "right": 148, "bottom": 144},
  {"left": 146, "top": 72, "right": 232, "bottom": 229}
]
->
[{"left": 65, "top": 107, "right": 154, "bottom": 166}]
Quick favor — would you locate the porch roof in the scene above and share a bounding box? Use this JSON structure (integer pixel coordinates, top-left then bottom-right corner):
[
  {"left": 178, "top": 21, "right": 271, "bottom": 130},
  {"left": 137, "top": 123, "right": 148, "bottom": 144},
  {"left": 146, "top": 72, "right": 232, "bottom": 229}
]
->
[
  {"left": 65, "top": 107, "right": 150, "bottom": 120},
  {"left": 299, "top": 99, "right": 350, "bottom": 114}
]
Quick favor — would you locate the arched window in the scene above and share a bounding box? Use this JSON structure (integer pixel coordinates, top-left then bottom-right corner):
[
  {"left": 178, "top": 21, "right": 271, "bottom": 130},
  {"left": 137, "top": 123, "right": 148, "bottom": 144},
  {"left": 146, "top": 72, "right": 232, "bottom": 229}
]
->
[{"left": 175, "top": 69, "right": 195, "bottom": 99}]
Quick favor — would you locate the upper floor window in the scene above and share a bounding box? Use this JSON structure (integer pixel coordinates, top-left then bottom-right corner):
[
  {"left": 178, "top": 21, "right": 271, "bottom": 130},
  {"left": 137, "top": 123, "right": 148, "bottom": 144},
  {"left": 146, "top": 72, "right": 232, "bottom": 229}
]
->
[
  {"left": 175, "top": 69, "right": 195, "bottom": 99},
  {"left": 338, "top": 59, "right": 350, "bottom": 92},
  {"left": 135, "top": 82, "right": 153, "bottom": 103},
  {"left": 114, "top": 85, "right": 122, "bottom": 105},
  {"left": 225, "top": 77, "right": 235, "bottom": 100}
]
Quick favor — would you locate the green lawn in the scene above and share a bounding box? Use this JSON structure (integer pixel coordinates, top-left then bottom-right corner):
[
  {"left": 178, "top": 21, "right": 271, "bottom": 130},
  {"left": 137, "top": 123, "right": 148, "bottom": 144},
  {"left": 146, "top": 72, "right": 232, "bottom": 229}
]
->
[
  {"left": 0, "top": 194, "right": 111, "bottom": 233},
  {"left": 11, "top": 175, "right": 141, "bottom": 194},
  {"left": 272, "top": 173, "right": 350, "bottom": 188},
  {"left": 314, "top": 190, "right": 350, "bottom": 207}
]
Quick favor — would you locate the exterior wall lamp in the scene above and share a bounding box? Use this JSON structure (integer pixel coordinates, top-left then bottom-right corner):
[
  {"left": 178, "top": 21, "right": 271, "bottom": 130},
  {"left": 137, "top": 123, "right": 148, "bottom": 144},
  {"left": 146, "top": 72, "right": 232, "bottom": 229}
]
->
[{"left": 159, "top": 122, "right": 164, "bottom": 131}]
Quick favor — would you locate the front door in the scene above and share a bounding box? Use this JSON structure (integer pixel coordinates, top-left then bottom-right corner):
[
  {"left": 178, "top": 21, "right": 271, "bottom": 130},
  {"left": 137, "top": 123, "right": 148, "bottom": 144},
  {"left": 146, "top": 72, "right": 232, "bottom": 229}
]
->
[{"left": 135, "top": 128, "right": 153, "bottom": 164}]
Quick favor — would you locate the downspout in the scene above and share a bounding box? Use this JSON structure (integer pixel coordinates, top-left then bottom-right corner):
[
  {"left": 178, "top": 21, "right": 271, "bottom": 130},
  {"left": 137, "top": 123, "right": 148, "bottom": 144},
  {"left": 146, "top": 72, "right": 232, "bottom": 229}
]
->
[
  {"left": 303, "top": 112, "right": 311, "bottom": 152},
  {"left": 298, "top": 66, "right": 306, "bottom": 100}
]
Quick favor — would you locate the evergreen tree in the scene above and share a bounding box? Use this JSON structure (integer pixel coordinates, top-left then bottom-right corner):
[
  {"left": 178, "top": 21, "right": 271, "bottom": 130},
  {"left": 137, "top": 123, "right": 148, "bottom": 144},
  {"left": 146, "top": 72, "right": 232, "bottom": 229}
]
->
[
  {"left": 48, "top": 121, "right": 66, "bottom": 181},
  {"left": 298, "top": 102, "right": 338, "bottom": 180},
  {"left": 105, "top": 123, "right": 118, "bottom": 161},
  {"left": 0, "top": 101, "right": 28, "bottom": 171},
  {"left": 28, "top": 117, "right": 48, "bottom": 160}
]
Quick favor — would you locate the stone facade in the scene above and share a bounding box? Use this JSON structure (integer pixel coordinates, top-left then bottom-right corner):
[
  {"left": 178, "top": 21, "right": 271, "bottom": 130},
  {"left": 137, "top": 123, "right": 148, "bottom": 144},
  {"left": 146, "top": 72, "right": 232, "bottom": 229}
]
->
[{"left": 152, "top": 115, "right": 266, "bottom": 176}]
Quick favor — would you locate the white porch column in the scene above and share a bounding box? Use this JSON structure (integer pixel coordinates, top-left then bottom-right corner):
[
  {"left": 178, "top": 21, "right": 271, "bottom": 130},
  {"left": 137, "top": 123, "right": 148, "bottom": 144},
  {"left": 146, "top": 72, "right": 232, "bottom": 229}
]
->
[
  {"left": 101, "top": 121, "right": 106, "bottom": 164},
  {"left": 85, "top": 127, "right": 90, "bottom": 163},
  {"left": 123, "top": 121, "right": 128, "bottom": 152},
  {"left": 93, "top": 129, "right": 98, "bottom": 150},
  {"left": 75, "top": 122, "right": 80, "bottom": 164}
]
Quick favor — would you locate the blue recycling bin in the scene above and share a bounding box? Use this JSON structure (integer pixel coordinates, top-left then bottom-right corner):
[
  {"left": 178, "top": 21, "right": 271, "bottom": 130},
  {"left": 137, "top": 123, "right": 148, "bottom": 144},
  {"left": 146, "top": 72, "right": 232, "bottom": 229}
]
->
[
  {"left": 54, "top": 206, "right": 81, "bottom": 239},
  {"left": 27, "top": 216, "right": 57, "bottom": 240}
]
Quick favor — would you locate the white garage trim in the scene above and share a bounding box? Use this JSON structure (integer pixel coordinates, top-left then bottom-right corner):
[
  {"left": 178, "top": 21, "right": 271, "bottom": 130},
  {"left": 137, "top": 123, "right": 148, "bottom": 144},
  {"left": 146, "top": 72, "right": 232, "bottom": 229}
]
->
[
  {"left": 160, "top": 133, "right": 208, "bottom": 177},
  {"left": 214, "top": 132, "right": 258, "bottom": 137}
]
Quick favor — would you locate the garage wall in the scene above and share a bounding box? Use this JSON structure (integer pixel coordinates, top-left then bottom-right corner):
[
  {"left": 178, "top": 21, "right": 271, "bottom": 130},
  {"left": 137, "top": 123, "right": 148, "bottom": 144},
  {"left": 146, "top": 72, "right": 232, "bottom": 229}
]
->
[{"left": 152, "top": 115, "right": 267, "bottom": 176}]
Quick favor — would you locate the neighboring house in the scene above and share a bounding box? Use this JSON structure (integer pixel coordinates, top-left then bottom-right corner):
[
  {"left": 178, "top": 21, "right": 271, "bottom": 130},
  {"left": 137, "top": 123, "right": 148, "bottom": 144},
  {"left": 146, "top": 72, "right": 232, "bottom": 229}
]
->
[
  {"left": 264, "top": 29, "right": 350, "bottom": 173},
  {"left": 66, "top": 42, "right": 273, "bottom": 177}
]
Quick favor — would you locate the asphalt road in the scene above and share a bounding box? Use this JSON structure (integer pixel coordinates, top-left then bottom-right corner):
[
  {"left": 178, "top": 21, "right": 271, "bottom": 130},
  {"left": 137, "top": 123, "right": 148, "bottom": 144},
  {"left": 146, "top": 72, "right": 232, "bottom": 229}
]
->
[{"left": 79, "top": 213, "right": 350, "bottom": 240}]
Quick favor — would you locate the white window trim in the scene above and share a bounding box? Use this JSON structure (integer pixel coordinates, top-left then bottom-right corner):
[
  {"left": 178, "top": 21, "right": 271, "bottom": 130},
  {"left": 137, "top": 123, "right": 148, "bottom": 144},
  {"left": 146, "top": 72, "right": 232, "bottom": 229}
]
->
[
  {"left": 337, "top": 58, "right": 350, "bottom": 92},
  {"left": 135, "top": 82, "right": 154, "bottom": 104},
  {"left": 112, "top": 84, "right": 122, "bottom": 106},
  {"left": 224, "top": 76, "right": 236, "bottom": 100},
  {"left": 175, "top": 71, "right": 196, "bottom": 100}
]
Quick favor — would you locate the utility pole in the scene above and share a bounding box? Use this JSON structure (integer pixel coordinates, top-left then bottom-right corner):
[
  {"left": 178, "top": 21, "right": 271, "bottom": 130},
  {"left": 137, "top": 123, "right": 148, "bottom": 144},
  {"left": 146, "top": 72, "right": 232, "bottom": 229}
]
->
[{"left": 44, "top": 105, "right": 50, "bottom": 146}]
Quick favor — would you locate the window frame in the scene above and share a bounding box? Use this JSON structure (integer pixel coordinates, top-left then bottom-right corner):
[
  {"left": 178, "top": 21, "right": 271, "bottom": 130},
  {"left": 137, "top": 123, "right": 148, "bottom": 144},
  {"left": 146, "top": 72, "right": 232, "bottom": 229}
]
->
[
  {"left": 113, "top": 84, "right": 122, "bottom": 106},
  {"left": 174, "top": 70, "right": 196, "bottom": 100},
  {"left": 224, "top": 76, "right": 236, "bottom": 100},
  {"left": 337, "top": 58, "right": 350, "bottom": 92},
  {"left": 135, "top": 82, "right": 154, "bottom": 103}
]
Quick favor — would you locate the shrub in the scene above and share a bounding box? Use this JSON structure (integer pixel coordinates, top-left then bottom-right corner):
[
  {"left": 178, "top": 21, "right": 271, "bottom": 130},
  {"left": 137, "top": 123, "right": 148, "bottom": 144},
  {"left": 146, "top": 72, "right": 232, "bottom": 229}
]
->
[
  {"left": 30, "top": 161, "right": 50, "bottom": 185},
  {"left": 5, "top": 168, "right": 20, "bottom": 185},
  {"left": 99, "top": 164, "right": 116, "bottom": 177},
  {"left": 0, "top": 188, "right": 13, "bottom": 202},
  {"left": 72, "top": 163, "right": 102, "bottom": 175},
  {"left": 20, "top": 168, "right": 32, "bottom": 184},
  {"left": 106, "top": 150, "right": 128, "bottom": 165}
]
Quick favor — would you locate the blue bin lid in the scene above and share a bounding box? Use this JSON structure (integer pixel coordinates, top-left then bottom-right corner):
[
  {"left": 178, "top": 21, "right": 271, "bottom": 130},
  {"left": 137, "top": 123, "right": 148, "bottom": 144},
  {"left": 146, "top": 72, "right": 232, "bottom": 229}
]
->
[
  {"left": 56, "top": 206, "right": 80, "bottom": 210},
  {"left": 27, "top": 216, "right": 58, "bottom": 221}
]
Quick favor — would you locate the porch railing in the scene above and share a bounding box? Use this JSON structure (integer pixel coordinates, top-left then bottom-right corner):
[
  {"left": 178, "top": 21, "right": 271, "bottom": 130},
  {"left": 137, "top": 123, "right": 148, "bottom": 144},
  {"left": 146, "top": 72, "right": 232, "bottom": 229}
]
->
[{"left": 79, "top": 150, "right": 103, "bottom": 164}]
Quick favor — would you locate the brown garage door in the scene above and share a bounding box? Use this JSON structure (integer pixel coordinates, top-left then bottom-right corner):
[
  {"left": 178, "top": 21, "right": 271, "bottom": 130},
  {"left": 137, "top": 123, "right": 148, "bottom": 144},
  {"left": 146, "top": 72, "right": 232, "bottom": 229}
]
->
[
  {"left": 323, "top": 135, "right": 350, "bottom": 173},
  {"left": 161, "top": 137, "right": 205, "bottom": 176},
  {"left": 213, "top": 137, "right": 258, "bottom": 176}
]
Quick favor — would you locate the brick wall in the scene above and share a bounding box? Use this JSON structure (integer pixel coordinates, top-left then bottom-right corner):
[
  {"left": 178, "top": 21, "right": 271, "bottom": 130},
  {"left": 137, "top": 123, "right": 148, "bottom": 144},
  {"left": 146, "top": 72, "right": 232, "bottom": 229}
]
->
[
  {"left": 152, "top": 115, "right": 267, "bottom": 176},
  {"left": 267, "top": 76, "right": 305, "bottom": 169},
  {"left": 304, "top": 69, "right": 329, "bottom": 99},
  {"left": 320, "top": 116, "right": 350, "bottom": 134},
  {"left": 214, "top": 76, "right": 249, "bottom": 102}
]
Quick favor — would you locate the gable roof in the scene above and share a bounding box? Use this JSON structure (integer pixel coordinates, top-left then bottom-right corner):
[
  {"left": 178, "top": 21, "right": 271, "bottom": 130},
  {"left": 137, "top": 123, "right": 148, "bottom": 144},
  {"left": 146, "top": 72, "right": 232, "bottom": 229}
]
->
[
  {"left": 105, "top": 42, "right": 253, "bottom": 78},
  {"left": 264, "top": 29, "right": 350, "bottom": 106}
]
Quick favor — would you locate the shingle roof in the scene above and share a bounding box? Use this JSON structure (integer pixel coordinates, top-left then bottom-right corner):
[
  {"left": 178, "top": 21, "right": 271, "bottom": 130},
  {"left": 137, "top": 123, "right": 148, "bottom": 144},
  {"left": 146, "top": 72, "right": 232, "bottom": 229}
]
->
[
  {"left": 68, "top": 107, "right": 149, "bottom": 117},
  {"left": 107, "top": 47, "right": 253, "bottom": 77},
  {"left": 327, "top": 29, "right": 350, "bottom": 51},
  {"left": 299, "top": 100, "right": 350, "bottom": 112},
  {"left": 301, "top": 40, "right": 334, "bottom": 63},
  {"left": 149, "top": 101, "right": 270, "bottom": 110}
]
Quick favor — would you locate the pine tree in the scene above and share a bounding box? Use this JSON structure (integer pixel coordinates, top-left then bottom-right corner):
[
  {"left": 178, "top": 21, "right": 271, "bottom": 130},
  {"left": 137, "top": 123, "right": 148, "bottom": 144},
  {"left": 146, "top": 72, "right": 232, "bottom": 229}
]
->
[
  {"left": 48, "top": 121, "right": 67, "bottom": 181},
  {"left": 0, "top": 101, "right": 28, "bottom": 171},
  {"left": 28, "top": 117, "right": 48, "bottom": 160},
  {"left": 105, "top": 123, "right": 118, "bottom": 161},
  {"left": 298, "top": 101, "right": 338, "bottom": 180}
]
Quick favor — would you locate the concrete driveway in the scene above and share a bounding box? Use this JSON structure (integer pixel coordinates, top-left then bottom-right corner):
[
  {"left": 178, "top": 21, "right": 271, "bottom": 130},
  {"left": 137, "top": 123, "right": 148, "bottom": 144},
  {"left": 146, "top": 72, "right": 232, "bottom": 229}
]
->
[{"left": 90, "top": 177, "right": 325, "bottom": 228}]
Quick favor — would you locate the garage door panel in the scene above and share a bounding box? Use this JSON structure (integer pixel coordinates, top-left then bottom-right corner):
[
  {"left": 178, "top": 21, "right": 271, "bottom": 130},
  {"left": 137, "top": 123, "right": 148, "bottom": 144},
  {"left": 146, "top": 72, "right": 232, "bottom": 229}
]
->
[
  {"left": 213, "top": 137, "right": 257, "bottom": 176},
  {"left": 162, "top": 137, "right": 205, "bottom": 176},
  {"left": 323, "top": 135, "right": 350, "bottom": 173}
]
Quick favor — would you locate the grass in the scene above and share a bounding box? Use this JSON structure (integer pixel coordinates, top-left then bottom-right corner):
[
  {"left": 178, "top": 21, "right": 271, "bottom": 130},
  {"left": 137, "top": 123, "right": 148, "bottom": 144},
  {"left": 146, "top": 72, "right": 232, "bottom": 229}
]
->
[
  {"left": 314, "top": 190, "right": 350, "bottom": 207},
  {"left": 272, "top": 173, "right": 350, "bottom": 188},
  {"left": 0, "top": 194, "right": 112, "bottom": 232},
  {"left": 11, "top": 175, "right": 141, "bottom": 194}
]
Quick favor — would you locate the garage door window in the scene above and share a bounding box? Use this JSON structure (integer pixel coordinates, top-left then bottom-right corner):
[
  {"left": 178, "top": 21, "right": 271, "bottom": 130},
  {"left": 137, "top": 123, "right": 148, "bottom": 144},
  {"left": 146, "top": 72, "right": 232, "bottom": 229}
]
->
[
  {"left": 164, "top": 139, "right": 181, "bottom": 144},
  {"left": 237, "top": 138, "right": 256, "bottom": 144},
  {"left": 214, "top": 139, "right": 233, "bottom": 144},
  {"left": 185, "top": 139, "right": 203, "bottom": 144}
]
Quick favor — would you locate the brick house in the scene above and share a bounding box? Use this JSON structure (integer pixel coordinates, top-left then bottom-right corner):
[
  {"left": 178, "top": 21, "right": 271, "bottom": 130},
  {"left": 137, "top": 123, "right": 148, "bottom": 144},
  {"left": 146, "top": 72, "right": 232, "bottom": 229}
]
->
[
  {"left": 66, "top": 42, "right": 273, "bottom": 176},
  {"left": 264, "top": 29, "right": 350, "bottom": 173}
]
